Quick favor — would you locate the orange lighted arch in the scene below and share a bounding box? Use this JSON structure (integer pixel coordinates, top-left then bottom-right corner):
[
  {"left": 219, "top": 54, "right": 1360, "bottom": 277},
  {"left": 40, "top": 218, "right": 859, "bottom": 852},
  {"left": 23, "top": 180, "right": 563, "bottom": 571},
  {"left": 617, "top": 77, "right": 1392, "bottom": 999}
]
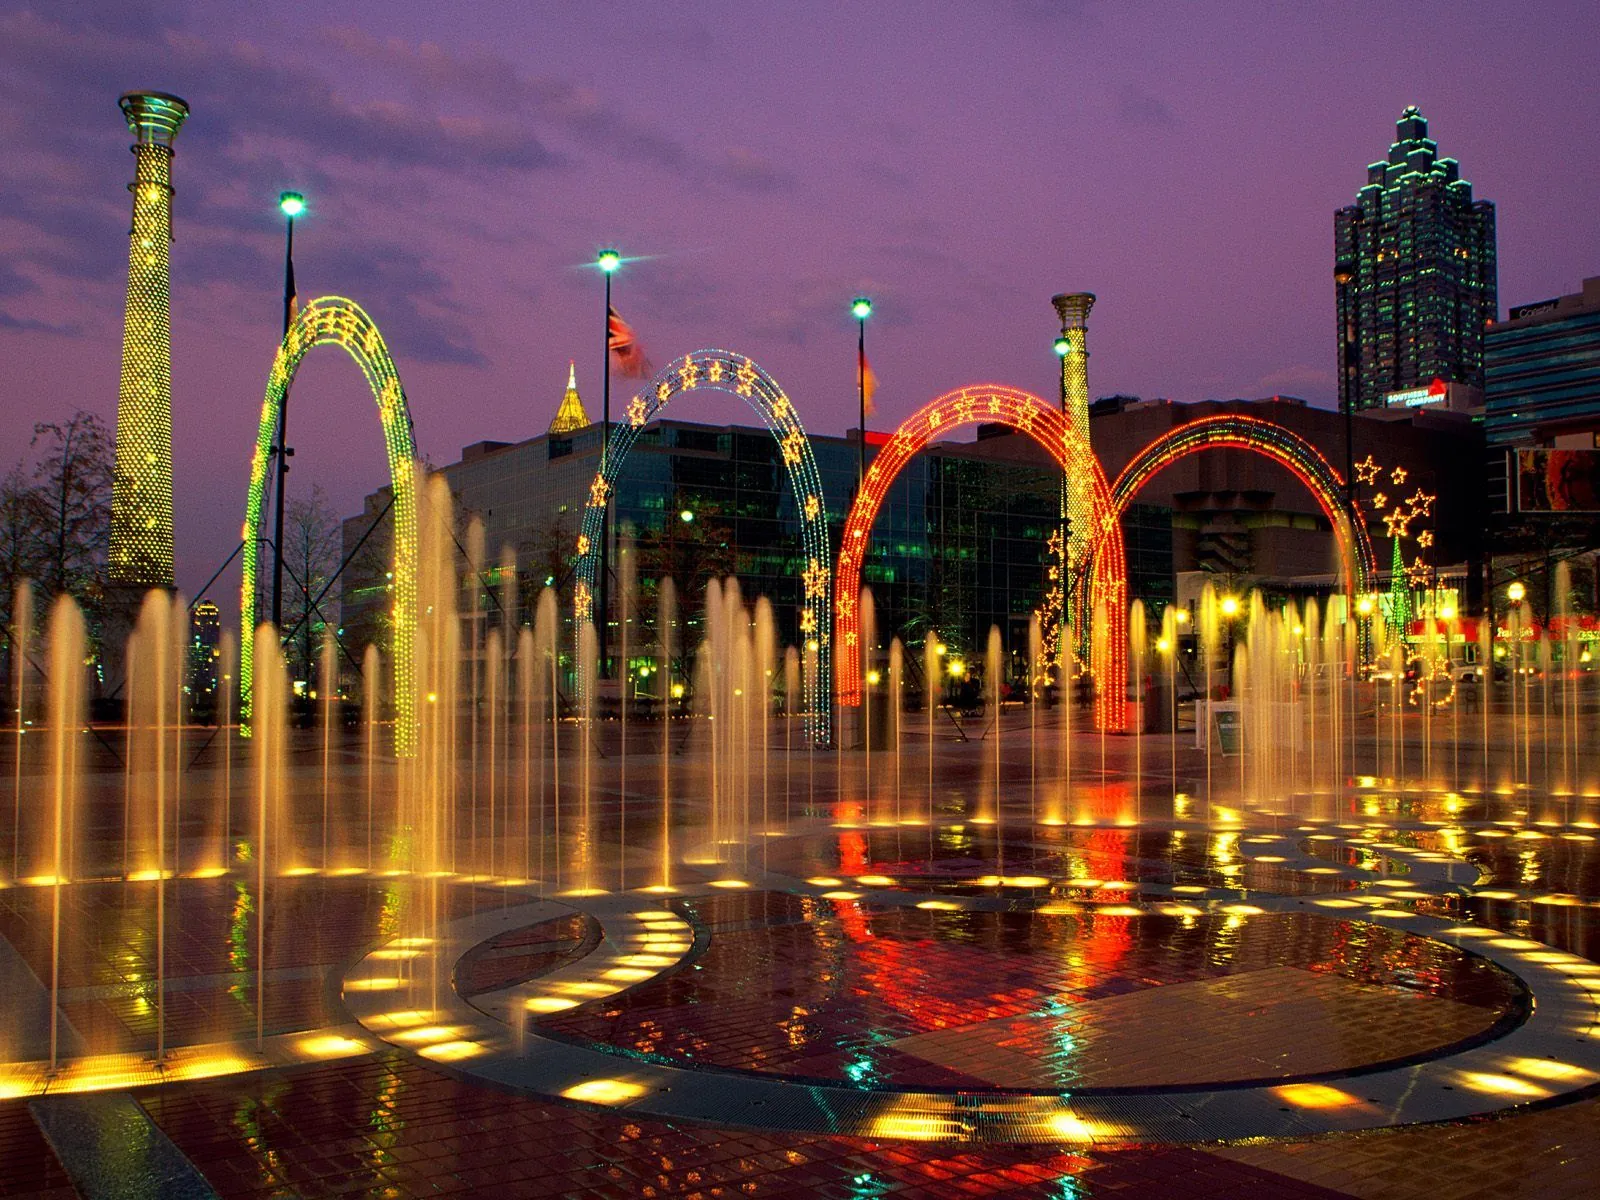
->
[
  {"left": 835, "top": 385, "right": 1129, "bottom": 732},
  {"left": 1109, "top": 414, "right": 1376, "bottom": 598}
]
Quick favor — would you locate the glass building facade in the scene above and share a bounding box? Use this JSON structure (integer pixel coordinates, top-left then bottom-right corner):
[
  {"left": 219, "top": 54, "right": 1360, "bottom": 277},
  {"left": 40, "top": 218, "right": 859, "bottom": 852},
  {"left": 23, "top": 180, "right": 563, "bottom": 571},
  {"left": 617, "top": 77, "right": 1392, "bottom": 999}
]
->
[
  {"left": 1335, "top": 107, "right": 1497, "bottom": 412},
  {"left": 1484, "top": 280, "right": 1600, "bottom": 447}
]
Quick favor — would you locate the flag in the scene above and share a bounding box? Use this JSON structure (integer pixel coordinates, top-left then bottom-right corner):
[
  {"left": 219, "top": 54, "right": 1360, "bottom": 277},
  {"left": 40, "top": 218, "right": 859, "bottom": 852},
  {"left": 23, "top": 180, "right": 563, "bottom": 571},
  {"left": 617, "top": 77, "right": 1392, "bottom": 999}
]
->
[
  {"left": 285, "top": 257, "right": 298, "bottom": 326},
  {"left": 607, "top": 306, "right": 652, "bottom": 378},
  {"left": 857, "top": 353, "right": 878, "bottom": 417}
]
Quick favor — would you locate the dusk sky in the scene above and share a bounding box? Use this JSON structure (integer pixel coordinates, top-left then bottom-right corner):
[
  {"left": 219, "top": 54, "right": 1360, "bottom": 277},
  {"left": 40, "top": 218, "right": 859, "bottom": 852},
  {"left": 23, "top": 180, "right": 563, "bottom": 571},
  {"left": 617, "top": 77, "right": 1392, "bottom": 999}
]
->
[{"left": 1, "top": 0, "right": 1596, "bottom": 594}]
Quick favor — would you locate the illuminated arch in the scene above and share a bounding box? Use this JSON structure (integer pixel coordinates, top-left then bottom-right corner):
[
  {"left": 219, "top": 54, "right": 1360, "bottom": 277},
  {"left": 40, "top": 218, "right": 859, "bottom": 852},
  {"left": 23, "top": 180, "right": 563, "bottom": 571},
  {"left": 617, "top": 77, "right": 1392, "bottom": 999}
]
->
[
  {"left": 835, "top": 385, "right": 1129, "bottom": 732},
  {"left": 574, "top": 350, "right": 833, "bottom": 744},
  {"left": 1109, "top": 414, "right": 1376, "bottom": 597},
  {"left": 240, "top": 297, "right": 420, "bottom": 754}
]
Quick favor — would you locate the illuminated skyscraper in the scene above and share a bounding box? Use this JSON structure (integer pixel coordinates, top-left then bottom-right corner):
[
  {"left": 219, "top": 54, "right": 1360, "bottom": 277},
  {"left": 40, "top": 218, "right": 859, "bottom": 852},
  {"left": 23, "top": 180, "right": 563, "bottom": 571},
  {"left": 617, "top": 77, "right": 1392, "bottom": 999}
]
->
[
  {"left": 1335, "top": 107, "right": 1496, "bottom": 413},
  {"left": 110, "top": 91, "right": 188, "bottom": 587}
]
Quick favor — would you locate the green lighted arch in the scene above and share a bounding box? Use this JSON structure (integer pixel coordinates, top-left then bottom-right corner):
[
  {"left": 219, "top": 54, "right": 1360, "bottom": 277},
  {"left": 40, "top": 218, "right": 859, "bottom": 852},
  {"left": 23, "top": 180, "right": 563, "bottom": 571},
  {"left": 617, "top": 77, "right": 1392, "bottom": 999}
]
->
[
  {"left": 240, "top": 297, "right": 420, "bottom": 754},
  {"left": 574, "top": 350, "right": 833, "bottom": 745}
]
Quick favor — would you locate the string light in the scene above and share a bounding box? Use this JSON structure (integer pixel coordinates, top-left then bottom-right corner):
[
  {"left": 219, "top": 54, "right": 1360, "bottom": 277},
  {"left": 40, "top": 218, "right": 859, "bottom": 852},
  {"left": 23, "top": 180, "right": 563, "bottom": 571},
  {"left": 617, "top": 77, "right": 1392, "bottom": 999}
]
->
[
  {"left": 241, "top": 297, "right": 421, "bottom": 754},
  {"left": 572, "top": 350, "right": 834, "bottom": 745},
  {"left": 833, "top": 384, "right": 1128, "bottom": 732}
]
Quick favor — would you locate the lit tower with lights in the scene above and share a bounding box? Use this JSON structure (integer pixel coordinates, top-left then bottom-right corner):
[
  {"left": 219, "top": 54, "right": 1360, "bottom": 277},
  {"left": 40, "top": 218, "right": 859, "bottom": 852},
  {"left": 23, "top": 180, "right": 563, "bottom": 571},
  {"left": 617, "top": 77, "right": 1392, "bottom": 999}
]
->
[
  {"left": 1052, "top": 292, "right": 1096, "bottom": 642},
  {"left": 109, "top": 91, "right": 189, "bottom": 588}
]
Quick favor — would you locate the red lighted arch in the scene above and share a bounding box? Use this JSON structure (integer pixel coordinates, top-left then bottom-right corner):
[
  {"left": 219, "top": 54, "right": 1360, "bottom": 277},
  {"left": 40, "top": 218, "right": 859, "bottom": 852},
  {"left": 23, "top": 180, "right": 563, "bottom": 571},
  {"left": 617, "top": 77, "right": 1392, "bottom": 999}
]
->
[
  {"left": 1109, "top": 414, "right": 1375, "bottom": 598},
  {"left": 834, "top": 385, "right": 1129, "bottom": 732}
]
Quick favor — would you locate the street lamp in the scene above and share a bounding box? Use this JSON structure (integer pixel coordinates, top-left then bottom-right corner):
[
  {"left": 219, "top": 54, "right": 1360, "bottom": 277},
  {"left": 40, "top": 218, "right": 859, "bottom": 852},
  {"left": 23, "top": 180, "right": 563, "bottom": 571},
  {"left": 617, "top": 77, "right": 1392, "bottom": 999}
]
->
[
  {"left": 1508, "top": 580, "right": 1526, "bottom": 604},
  {"left": 1053, "top": 334, "right": 1071, "bottom": 357},
  {"left": 597, "top": 248, "right": 622, "bottom": 672},
  {"left": 271, "top": 191, "right": 305, "bottom": 632},
  {"left": 852, "top": 296, "right": 872, "bottom": 495}
]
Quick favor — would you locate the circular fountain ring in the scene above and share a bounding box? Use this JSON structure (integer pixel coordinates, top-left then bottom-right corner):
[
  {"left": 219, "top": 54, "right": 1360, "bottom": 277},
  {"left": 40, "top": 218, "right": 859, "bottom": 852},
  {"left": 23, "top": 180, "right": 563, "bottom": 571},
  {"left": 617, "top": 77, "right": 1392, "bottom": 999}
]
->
[{"left": 340, "top": 822, "right": 1600, "bottom": 1145}]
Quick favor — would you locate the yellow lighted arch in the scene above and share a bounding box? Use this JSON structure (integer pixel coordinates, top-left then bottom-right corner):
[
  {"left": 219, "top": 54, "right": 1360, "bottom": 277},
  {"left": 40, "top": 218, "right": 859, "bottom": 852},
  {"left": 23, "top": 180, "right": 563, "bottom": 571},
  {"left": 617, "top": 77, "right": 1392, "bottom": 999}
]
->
[{"left": 239, "top": 297, "right": 420, "bottom": 754}]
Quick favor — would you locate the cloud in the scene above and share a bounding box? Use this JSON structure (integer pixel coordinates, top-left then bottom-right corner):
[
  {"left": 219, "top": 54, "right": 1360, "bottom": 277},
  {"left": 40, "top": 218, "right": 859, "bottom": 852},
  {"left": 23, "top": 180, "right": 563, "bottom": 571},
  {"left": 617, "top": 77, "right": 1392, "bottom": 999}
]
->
[
  {"left": 0, "top": 310, "right": 81, "bottom": 336},
  {"left": 0, "top": 261, "right": 38, "bottom": 299},
  {"left": 720, "top": 147, "right": 795, "bottom": 194},
  {"left": 1009, "top": 0, "right": 1096, "bottom": 26},
  {"left": 311, "top": 240, "right": 488, "bottom": 368},
  {"left": 320, "top": 26, "right": 795, "bottom": 193},
  {"left": 1257, "top": 364, "right": 1335, "bottom": 398},
  {"left": 1115, "top": 84, "right": 1180, "bottom": 130}
]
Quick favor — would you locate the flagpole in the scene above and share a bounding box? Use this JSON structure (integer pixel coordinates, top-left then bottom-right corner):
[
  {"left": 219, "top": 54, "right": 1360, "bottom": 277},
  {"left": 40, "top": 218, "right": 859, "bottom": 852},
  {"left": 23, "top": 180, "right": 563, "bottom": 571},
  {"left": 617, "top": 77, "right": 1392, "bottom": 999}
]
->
[
  {"left": 598, "top": 250, "right": 621, "bottom": 676},
  {"left": 271, "top": 190, "right": 305, "bottom": 634},
  {"left": 852, "top": 296, "right": 872, "bottom": 496}
]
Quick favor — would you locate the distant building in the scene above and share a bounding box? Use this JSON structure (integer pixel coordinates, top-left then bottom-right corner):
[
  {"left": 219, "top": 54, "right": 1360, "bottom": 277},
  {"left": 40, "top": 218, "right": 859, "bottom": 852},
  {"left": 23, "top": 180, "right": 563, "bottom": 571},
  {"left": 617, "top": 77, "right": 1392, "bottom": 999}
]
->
[
  {"left": 188, "top": 600, "right": 221, "bottom": 697},
  {"left": 1484, "top": 277, "right": 1600, "bottom": 448},
  {"left": 1335, "top": 107, "right": 1496, "bottom": 413}
]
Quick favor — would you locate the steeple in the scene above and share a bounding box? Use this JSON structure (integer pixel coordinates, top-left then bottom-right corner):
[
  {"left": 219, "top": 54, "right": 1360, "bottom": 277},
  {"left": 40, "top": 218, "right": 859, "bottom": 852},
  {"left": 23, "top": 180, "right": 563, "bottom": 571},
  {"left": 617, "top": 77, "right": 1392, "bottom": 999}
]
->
[{"left": 549, "top": 360, "right": 592, "bottom": 434}]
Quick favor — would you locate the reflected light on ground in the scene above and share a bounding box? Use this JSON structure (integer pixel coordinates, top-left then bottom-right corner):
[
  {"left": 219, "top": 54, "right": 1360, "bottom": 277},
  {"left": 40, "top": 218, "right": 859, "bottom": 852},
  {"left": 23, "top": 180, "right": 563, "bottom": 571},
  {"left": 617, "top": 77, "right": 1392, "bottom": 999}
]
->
[
  {"left": 562, "top": 1078, "right": 646, "bottom": 1105},
  {"left": 1274, "top": 1083, "right": 1364, "bottom": 1109}
]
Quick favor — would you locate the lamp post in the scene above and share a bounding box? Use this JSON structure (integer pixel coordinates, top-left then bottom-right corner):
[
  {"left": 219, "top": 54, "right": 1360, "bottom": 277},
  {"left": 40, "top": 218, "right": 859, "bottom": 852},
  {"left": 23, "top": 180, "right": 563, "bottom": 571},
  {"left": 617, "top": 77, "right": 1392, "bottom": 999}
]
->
[
  {"left": 1335, "top": 267, "right": 1356, "bottom": 501},
  {"left": 852, "top": 296, "right": 872, "bottom": 496},
  {"left": 598, "top": 248, "right": 621, "bottom": 674},
  {"left": 270, "top": 191, "right": 305, "bottom": 633}
]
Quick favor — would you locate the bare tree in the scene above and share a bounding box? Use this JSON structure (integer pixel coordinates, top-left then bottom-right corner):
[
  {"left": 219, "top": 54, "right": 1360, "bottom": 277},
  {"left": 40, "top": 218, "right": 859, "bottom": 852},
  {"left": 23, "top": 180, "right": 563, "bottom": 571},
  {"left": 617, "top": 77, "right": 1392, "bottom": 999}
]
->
[
  {"left": 283, "top": 484, "right": 343, "bottom": 685},
  {"left": 518, "top": 509, "right": 574, "bottom": 619},
  {"left": 0, "top": 464, "right": 45, "bottom": 699},
  {"left": 0, "top": 464, "right": 45, "bottom": 618},
  {"left": 30, "top": 412, "right": 111, "bottom": 613}
]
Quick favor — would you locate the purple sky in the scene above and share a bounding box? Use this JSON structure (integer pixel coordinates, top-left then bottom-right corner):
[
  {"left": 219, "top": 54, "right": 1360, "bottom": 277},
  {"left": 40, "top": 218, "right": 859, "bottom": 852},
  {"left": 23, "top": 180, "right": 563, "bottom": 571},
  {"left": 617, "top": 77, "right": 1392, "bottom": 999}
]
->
[{"left": 2, "top": 0, "right": 1597, "bottom": 594}]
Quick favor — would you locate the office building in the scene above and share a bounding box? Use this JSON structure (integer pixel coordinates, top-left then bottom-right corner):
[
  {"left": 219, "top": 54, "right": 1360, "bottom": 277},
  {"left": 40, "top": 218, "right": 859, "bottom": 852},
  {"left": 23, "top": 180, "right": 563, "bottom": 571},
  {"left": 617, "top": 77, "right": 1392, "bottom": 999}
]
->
[
  {"left": 1335, "top": 107, "right": 1496, "bottom": 413},
  {"left": 1485, "top": 277, "right": 1600, "bottom": 449}
]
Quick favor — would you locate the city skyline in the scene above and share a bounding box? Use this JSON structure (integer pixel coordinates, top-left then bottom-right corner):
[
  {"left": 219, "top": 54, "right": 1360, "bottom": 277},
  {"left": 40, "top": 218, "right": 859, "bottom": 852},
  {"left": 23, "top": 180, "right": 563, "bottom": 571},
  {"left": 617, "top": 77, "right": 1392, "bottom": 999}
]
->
[{"left": 1, "top": 0, "right": 1597, "bottom": 591}]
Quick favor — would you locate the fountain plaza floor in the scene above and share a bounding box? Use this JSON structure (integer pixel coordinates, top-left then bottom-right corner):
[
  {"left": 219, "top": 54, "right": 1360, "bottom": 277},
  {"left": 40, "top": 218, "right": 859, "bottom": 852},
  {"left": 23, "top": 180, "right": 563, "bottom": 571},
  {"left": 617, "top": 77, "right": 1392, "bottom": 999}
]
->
[{"left": 3, "top": 716, "right": 1600, "bottom": 1198}]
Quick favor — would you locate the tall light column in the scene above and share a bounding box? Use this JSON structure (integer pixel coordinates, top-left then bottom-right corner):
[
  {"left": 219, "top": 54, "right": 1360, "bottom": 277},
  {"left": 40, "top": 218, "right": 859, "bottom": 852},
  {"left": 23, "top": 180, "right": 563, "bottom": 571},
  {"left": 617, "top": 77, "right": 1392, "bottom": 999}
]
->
[
  {"left": 110, "top": 91, "right": 189, "bottom": 588},
  {"left": 1052, "top": 292, "right": 1096, "bottom": 650}
]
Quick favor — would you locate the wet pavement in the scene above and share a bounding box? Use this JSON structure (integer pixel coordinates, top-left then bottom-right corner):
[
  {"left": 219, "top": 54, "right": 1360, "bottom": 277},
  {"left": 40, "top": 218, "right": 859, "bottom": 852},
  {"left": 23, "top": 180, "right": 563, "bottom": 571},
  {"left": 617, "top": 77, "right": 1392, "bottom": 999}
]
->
[{"left": 5, "top": 729, "right": 1600, "bottom": 1197}]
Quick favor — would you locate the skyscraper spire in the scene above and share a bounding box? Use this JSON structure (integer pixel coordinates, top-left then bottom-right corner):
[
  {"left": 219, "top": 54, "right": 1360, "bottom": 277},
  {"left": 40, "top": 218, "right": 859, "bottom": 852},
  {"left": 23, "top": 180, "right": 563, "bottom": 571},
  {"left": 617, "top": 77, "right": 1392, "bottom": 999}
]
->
[
  {"left": 109, "top": 90, "right": 188, "bottom": 587},
  {"left": 549, "top": 360, "right": 593, "bottom": 434}
]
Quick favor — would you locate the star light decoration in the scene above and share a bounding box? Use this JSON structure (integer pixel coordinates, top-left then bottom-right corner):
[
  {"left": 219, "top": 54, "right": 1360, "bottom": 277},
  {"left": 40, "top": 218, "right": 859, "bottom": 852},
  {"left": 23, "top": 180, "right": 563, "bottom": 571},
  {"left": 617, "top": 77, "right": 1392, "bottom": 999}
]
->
[{"left": 1353, "top": 453, "right": 1439, "bottom": 626}]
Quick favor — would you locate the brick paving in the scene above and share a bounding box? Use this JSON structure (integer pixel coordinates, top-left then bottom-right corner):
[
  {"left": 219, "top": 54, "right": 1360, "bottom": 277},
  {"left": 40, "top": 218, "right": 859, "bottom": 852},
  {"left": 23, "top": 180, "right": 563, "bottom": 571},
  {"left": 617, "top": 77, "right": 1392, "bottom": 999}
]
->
[{"left": 3, "top": 739, "right": 1599, "bottom": 1197}]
